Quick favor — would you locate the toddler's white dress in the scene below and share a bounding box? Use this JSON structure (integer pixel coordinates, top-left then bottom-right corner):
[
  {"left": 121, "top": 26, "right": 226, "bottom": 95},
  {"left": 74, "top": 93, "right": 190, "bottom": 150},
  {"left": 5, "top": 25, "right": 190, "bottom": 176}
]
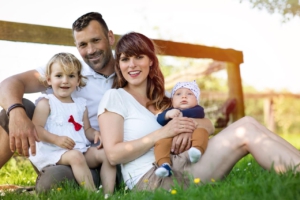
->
[{"left": 29, "top": 94, "right": 90, "bottom": 171}]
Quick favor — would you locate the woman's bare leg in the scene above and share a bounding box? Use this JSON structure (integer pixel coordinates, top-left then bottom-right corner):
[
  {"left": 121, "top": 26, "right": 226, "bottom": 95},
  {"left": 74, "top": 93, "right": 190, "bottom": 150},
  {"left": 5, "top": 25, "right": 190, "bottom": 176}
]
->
[
  {"left": 85, "top": 147, "right": 116, "bottom": 194},
  {"left": 58, "top": 150, "right": 95, "bottom": 191},
  {"left": 253, "top": 119, "right": 300, "bottom": 155},
  {"left": 191, "top": 116, "right": 300, "bottom": 182}
]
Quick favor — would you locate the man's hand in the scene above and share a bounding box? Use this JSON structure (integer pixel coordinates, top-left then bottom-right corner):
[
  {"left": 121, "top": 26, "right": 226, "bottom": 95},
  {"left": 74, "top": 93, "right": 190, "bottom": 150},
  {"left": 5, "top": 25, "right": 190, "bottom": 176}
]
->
[
  {"left": 171, "top": 132, "right": 192, "bottom": 155},
  {"left": 9, "top": 109, "right": 40, "bottom": 157}
]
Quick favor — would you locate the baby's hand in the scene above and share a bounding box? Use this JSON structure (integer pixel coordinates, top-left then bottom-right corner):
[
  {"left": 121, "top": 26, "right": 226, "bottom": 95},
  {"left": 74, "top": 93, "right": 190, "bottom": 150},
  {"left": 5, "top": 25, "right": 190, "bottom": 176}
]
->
[
  {"left": 56, "top": 136, "right": 75, "bottom": 150},
  {"left": 166, "top": 109, "right": 182, "bottom": 120}
]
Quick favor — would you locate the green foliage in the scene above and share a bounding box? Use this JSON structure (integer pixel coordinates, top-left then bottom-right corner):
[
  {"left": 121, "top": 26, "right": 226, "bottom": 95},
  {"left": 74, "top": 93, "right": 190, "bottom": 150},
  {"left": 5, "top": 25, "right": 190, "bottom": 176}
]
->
[
  {"left": 274, "top": 96, "right": 300, "bottom": 134},
  {"left": 240, "top": 0, "right": 300, "bottom": 22},
  {"left": 0, "top": 156, "right": 37, "bottom": 186},
  {"left": 244, "top": 98, "right": 265, "bottom": 124},
  {"left": 196, "top": 75, "right": 228, "bottom": 92}
]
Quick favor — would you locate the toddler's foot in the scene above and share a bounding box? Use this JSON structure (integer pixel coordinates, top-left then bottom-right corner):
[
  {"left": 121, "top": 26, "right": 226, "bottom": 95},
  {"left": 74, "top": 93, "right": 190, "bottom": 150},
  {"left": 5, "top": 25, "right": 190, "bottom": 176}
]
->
[
  {"left": 188, "top": 147, "right": 201, "bottom": 163},
  {"left": 155, "top": 163, "right": 172, "bottom": 177}
]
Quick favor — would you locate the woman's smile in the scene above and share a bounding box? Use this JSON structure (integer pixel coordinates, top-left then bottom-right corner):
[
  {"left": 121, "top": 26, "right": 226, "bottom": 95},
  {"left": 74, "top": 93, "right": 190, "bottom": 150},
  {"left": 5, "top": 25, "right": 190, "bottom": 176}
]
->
[{"left": 128, "top": 70, "right": 141, "bottom": 77}]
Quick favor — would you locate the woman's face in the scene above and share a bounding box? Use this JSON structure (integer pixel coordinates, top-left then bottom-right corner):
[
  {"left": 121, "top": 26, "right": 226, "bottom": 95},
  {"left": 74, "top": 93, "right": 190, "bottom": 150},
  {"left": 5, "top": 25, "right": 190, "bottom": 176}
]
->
[{"left": 119, "top": 53, "right": 153, "bottom": 87}]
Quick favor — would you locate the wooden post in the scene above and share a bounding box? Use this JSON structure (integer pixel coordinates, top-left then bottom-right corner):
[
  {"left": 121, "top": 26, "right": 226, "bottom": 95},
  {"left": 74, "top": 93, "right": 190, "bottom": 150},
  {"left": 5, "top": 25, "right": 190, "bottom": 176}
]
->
[
  {"left": 226, "top": 62, "right": 245, "bottom": 121},
  {"left": 264, "top": 98, "right": 275, "bottom": 131}
]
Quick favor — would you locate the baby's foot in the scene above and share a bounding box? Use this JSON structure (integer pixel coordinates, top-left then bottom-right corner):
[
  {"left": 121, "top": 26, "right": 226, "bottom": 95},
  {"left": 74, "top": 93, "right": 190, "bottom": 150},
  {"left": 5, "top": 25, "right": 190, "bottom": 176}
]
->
[
  {"left": 155, "top": 163, "right": 172, "bottom": 177},
  {"left": 188, "top": 147, "right": 201, "bottom": 163}
]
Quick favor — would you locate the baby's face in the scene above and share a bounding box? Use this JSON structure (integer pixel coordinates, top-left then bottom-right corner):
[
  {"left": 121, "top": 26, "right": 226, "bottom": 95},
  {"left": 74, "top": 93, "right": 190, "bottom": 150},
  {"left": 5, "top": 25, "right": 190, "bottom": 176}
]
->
[{"left": 172, "top": 88, "right": 198, "bottom": 110}]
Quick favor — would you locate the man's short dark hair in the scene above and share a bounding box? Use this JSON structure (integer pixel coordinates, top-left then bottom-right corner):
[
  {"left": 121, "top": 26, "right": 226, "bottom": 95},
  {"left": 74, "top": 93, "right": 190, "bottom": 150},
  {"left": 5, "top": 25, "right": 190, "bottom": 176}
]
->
[{"left": 72, "top": 12, "right": 109, "bottom": 35}]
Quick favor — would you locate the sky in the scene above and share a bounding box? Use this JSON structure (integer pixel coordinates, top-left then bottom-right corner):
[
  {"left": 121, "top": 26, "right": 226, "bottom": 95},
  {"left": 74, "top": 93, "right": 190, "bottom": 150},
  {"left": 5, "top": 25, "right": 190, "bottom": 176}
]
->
[{"left": 0, "top": 0, "right": 300, "bottom": 102}]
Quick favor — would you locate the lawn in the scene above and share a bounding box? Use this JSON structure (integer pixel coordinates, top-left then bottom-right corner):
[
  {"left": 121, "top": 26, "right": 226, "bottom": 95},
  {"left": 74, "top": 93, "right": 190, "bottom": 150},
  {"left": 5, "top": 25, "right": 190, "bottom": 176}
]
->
[{"left": 0, "top": 134, "right": 300, "bottom": 200}]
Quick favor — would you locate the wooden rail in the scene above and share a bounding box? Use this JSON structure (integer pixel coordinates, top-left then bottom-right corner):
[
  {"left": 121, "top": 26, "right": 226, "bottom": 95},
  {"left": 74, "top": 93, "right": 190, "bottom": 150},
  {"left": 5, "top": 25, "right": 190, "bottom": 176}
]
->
[{"left": 0, "top": 20, "right": 245, "bottom": 121}]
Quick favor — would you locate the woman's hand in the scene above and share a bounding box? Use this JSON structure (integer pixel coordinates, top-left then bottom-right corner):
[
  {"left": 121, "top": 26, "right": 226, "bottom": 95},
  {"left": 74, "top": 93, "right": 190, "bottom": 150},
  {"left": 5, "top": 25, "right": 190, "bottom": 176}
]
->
[
  {"left": 171, "top": 133, "right": 192, "bottom": 155},
  {"left": 169, "top": 118, "right": 214, "bottom": 154},
  {"left": 163, "top": 117, "right": 195, "bottom": 155},
  {"left": 163, "top": 116, "right": 196, "bottom": 138}
]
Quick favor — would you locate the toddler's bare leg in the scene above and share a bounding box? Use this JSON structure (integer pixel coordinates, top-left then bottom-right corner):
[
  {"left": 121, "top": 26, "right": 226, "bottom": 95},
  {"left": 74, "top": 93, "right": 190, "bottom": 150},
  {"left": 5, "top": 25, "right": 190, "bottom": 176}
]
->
[
  {"left": 58, "top": 150, "right": 95, "bottom": 191},
  {"left": 85, "top": 147, "right": 116, "bottom": 194}
]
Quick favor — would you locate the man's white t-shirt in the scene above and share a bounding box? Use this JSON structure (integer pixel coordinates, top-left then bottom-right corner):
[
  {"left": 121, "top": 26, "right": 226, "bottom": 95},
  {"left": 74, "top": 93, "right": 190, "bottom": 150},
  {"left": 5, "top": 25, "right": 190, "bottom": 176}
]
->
[
  {"left": 36, "top": 61, "right": 115, "bottom": 132},
  {"left": 98, "top": 88, "right": 162, "bottom": 189}
]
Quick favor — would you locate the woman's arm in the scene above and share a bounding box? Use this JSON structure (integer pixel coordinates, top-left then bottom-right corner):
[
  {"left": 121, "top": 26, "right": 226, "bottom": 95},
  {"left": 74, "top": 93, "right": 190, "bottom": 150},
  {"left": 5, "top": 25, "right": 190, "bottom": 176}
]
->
[
  {"left": 99, "top": 111, "right": 196, "bottom": 165},
  {"left": 194, "top": 118, "right": 215, "bottom": 135}
]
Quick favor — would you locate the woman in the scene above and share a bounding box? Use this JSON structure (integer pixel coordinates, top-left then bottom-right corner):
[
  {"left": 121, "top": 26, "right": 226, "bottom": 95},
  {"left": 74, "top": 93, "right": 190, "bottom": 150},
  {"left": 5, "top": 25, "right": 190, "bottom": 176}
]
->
[{"left": 98, "top": 32, "right": 300, "bottom": 190}]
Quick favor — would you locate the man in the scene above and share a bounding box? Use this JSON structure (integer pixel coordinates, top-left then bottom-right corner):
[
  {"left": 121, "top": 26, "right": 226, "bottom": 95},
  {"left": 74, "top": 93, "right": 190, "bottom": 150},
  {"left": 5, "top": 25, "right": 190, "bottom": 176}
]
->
[
  {"left": 0, "top": 12, "right": 194, "bottom": 192},
  {"left": 0, "top": 12, "right": 115, "bottom": 192}
]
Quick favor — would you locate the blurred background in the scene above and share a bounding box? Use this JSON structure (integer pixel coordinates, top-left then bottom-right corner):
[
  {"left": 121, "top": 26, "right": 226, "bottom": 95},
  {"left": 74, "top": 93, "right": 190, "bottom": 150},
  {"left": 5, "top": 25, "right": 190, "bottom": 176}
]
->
[{"left": 1, "top": 0, "right": 300, "bottom": 134}]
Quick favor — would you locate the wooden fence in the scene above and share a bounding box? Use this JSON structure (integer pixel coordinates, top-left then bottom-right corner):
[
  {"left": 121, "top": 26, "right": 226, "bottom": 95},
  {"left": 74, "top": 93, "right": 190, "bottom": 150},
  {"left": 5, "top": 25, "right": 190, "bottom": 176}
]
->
[{"left": 0, "top": 20, "right": 245, "bottom": 121}]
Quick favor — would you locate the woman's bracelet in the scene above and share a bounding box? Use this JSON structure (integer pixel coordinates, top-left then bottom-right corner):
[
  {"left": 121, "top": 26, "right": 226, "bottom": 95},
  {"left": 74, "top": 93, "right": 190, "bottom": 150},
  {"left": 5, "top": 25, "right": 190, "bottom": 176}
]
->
[{"left": 6, "top": 103, "right": 26, "bottom": 117}]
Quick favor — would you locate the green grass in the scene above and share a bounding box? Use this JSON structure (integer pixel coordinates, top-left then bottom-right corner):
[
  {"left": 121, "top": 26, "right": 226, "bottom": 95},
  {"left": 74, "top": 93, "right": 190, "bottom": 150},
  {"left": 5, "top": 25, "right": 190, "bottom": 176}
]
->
[
  {"left": 1, "top": 135, "right": 300, "bottom": 200},
  {"left": 0, "top": 156, "right": 37, "bottom": 186}
]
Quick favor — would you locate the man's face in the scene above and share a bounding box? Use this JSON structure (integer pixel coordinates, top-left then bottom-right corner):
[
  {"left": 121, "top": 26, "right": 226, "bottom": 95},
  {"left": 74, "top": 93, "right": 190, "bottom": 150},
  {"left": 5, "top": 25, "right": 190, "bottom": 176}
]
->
[{"left": 74, "top": 20, "right": 114, "bottom": 73}]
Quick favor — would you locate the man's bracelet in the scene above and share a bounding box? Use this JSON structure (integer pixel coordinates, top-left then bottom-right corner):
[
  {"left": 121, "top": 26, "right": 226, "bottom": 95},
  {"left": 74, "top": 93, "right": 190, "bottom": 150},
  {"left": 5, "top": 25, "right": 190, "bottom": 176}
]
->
[{"left": 6, "top": 103, "right": 26, "bottom": 117}]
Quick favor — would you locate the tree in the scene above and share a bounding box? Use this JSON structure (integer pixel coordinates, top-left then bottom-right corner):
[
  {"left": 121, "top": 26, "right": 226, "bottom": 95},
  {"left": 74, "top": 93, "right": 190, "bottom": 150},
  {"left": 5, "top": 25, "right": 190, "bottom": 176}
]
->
[{"left": 240, "top": 0, "right": 300, "bottom": 21}]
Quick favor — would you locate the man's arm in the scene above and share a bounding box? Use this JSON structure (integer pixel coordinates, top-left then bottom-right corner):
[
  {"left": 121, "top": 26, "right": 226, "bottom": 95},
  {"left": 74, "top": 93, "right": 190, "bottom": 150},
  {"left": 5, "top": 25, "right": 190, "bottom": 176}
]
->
[{"left": 0, "top": 70, "right": 47, "bottom": 157}]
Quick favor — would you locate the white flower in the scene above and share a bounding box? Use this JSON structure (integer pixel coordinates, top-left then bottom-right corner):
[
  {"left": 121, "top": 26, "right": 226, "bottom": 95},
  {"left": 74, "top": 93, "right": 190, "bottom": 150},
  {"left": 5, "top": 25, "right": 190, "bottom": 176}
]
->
[
  {"left": 124, "top": 186, "right": 128, "bottom": 191},
  {"left": 104, "top": 194, "right": 110, "bottom": 199},
  {"left": 248, "top": 163, "right": 251, "bottom": 166},
  {"left": 99, "top": 185, "right": 103, "bottom": 189},
  {"left": 0, "top": 192, "right": 5, "bottom": 196}
]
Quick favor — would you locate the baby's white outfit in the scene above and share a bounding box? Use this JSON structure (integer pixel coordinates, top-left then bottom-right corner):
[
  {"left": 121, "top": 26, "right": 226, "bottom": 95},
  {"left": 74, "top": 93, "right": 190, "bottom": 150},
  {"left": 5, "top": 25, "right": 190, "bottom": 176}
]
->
[{"left": 29, "top": 94, "right": 90, "bottom": 171}]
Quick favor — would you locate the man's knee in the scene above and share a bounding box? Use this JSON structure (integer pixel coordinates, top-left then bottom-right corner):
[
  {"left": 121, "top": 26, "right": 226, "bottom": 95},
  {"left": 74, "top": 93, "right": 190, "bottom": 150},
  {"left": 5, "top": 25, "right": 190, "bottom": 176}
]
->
[
  {"left": 35, "top": 165, "right": 100, "bottom": 193},
  {"left": 0, "top": 98, "right": 35, "bottom": 134},
  {"left": 22, "top": 98, "right": 35, "bottom": 120},
  {"left": 0, "top": 108, "right": 9, "bottom": 134}
]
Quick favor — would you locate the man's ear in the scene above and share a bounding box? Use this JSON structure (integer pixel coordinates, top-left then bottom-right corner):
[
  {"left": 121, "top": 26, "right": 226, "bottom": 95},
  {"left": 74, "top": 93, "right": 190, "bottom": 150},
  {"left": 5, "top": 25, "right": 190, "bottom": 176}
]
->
[{"left": 108, "top": 30, "right": 115, "bottom": 46}]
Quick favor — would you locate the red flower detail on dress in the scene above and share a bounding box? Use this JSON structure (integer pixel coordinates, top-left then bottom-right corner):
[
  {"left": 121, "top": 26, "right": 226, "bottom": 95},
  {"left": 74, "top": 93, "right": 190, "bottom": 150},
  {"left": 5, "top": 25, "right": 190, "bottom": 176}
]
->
[{"left": 68, "top": 115, "right": 82, "bottom": 131}]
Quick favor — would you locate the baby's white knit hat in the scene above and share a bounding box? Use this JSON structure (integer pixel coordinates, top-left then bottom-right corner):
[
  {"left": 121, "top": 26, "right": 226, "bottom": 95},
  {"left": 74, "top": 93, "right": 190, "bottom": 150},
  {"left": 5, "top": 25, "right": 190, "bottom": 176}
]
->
[{"left": 171, "top": 80, "right": 200, "bottom": 102}]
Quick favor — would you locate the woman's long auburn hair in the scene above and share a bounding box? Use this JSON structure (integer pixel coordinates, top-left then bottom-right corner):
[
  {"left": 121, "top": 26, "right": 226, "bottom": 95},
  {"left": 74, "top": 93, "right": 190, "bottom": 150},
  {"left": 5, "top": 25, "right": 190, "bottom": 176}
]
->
[{"left": 113, "top": 32, "right": 172, "bottom": 111}]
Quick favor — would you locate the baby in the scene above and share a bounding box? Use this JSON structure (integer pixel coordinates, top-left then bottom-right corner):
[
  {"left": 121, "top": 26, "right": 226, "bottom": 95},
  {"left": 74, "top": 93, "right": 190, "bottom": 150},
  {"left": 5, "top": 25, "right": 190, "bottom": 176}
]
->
[{"left": 155, "top": 81, "right": 209, "bottom": 177}]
